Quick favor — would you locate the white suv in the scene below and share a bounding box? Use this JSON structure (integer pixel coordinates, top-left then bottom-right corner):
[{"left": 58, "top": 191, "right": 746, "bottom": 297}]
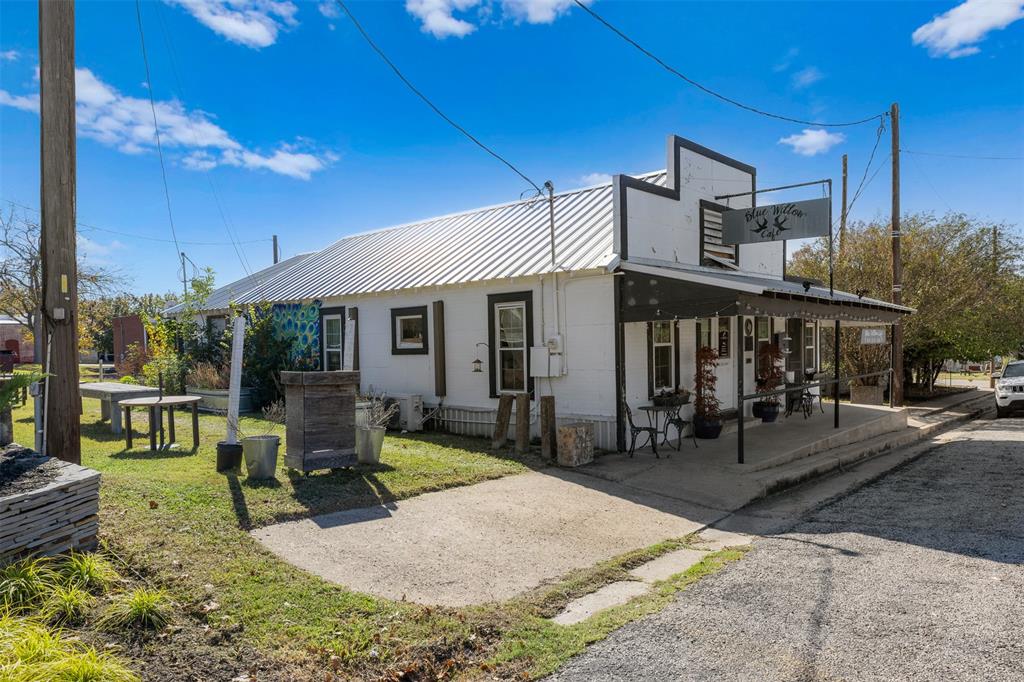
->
[{"left": 995, "top": 360, "right": 1024, "bottom": 418}]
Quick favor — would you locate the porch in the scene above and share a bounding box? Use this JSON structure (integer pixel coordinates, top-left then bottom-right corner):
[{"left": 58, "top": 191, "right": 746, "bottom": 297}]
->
[{"left": 583, "top": 402, "right": 909, "bottom": 511}]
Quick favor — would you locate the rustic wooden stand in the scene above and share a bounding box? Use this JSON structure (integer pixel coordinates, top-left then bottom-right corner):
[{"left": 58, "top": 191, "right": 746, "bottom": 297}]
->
[{"left": 281, "top": 371, "right": 360, "bottom": 473}]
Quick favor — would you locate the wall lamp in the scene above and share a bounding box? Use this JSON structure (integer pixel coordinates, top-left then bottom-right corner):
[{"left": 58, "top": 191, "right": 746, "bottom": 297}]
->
[{"left": 471, "top": 342, "right": 489, "bottom": 373}]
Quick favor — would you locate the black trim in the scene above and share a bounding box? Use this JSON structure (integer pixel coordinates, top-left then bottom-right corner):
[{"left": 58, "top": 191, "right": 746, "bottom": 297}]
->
[
  {"left": 698, "top": 199, "right": 738, "bottom": 267},
  {"left": 319, "top": 306, "right": 345, "bottom": 371},
  {"left": 486, "top": 291, "right": 534, "bottom": 399},
  {"left": 616, "top": 135, "right": 756, "bottom": 266},
  {"left": 391, "top": 305, "right": 429, "bottom": 355},
  {"left": 614, "top": 276, "right": 626, "bottom": 452},
  {"left": 673, "top": 322, "right": 681, "bottom": 389},
  {"left": 432, "top": 300, "right": 446, "bottom": 397},
  {"left": 646, "top": 322, "right": 654, "bottom": 398}
]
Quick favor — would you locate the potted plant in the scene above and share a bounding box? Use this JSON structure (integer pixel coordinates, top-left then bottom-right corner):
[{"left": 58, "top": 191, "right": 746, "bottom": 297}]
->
[
  {"left": 693, "top": 346, "right": 723, "bottom": 439},
  {"left": 652, "top": 387, "right": 691, "bottom": 407},
  {"left": 240, "top": 400, "right": 285, "bottom": 479},
  {"left": 186, "top": 362, "right": 254, "bottom": 414},
  {"left": 755, "top": 343, "right": 785, "bottom": 423},
  {"left": 0, "top": 372, "right": 43, "bottom": 446},
  {"left": 356, "top": 394, "right": 399, "bottom": 464}
]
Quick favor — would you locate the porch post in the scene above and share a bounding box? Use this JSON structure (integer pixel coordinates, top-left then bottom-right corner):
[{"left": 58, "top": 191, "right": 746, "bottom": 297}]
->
[
  {"left": 834, "top": 319, "right": 840, "bottom": 428},
  {"left": 889, "top": 326, "right": 896, "bottom": 408},
  {"left": 737, "top": 314, "right": 744, "bottom": 464}
]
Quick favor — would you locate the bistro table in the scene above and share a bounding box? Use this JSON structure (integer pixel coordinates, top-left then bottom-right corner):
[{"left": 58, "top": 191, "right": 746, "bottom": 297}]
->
[
  {"left": 637, "top": 403, "right": 690, "bottom": 450},
  {"left": 79, "top": 382, "right": 161, "bottom": 434},
  {"left": 120, "top": 395, "right": 202, "bottom": 451}
]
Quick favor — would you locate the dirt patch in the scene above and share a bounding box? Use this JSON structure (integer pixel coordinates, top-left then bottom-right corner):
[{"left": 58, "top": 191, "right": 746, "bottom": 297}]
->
[{"left": 0, "top": 444, "right": 64, "bottom": 496}]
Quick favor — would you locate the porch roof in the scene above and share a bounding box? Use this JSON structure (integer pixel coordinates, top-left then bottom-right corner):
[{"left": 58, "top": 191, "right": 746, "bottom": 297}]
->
[{"left": 617, "top": 261, "right": 914, "bottom": 325}]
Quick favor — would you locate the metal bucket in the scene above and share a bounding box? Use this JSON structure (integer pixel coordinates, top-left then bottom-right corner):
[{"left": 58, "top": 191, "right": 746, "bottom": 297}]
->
[
  {"left": 356, "top": 426, "right": 385, "bottom": 464},
  {"left": 242, "top": 435, "right": 279, "bottom": 479}
]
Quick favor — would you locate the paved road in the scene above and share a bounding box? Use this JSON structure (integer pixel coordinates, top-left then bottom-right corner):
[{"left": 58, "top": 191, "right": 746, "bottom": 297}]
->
[{"left": 551, "top": 415, "right": 1024, "bottom": 681}]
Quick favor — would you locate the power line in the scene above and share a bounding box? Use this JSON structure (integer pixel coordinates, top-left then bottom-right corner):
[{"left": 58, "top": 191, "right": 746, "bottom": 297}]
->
[
  {"left": 901, "top": 149, "right": 1024, "bottom": 161},
  {"left": 134, "top": 0, "right": 182, "bottom": 261},
  {"left": 847, "top": 118, "right": 888, "bottom": 211},
  {"left": 3, "top": 199, "right": 272, "bottom": 246},
  {"left": 905, "top": 153, "right": 954, "bottom": 213},
  {"left": 332, "top": 0, "right": 542, "bottom": 194},
  {"left": 572, "top": 0, "right": 885, "bottom": 128}
]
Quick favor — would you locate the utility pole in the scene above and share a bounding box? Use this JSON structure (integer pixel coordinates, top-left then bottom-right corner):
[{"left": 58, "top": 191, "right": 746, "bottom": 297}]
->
[
  {"left": 180, "top": 252, "right": 188, "bottom": 297},
  {"left": 890, "top": 102, "right": 903, "bottom": 407},
  {"left": 39, "top": 0, "right": 81, "bottom": 463},
  {"left": 272, "top": 234, "right": 279, "bottom": 264},
  {"left": 839, "top": 154, "right": 848, "bottom": 256},
  {"left": 991, "top": 226, "right": 998, "bottom": 388}
]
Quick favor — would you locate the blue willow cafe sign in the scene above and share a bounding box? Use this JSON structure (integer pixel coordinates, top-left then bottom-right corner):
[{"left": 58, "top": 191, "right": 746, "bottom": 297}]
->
[{"left": 721, "top": 198, "right": 830, "bottom": 245}]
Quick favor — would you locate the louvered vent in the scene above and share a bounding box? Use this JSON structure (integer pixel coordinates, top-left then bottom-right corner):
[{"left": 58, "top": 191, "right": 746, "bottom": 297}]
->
[{"left": 700, "top": 200, "right": 737, "bottom": 265}]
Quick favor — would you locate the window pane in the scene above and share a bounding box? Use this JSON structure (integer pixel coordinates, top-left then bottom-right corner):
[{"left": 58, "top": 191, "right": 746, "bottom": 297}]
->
[
  {"left": 399, "top": 316, "right": 424, "bottom": 346},
  {"left": 654, "top": 345, "right": 672, "bottom": 389},
  {"left": 698, "top": 318, "right": 712, "bottom": 348},
  {"left": 653, "top": 321, "right": 672, "bottom": 344},
  {"left": 325, "top": 350, "right": 341, "bottom": 371},
  {"left": 325, "top": 317, "right": 341, "bottom": 349},
  {"left": 499, "top": 349, "right": 525, "bottom": 391},
  {"left": 499, "top": 306, "right": 525, "bottom": 348},
  {"left": 756, "top": 317, "right": 769, "bottom": 340}
]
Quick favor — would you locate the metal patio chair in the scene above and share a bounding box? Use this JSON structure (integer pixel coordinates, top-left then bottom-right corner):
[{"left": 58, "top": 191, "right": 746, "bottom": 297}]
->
[
  {"left": 665, "top": 411, "right": 699, "bottom": 450},
  {"left": 623, "top": 400, "right": 661, "bottom": 458}
]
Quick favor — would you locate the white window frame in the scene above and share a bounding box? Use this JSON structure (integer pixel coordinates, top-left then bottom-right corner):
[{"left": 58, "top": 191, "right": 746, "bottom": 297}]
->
[
  {"left": 323, "top": 313, "right": 343, "bottom": 371},
  {"left": 395, "top": 315, "right": 425, "bottom": 350},
  {"left": 651, "top": 320, "right": 676, "bottom": 393},
  {"left": 495, "top": 301, "right": 528, "bottom": 394}
]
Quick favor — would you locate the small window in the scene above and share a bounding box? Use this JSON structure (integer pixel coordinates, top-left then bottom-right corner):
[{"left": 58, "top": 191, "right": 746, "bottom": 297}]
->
[
  {"left": 651, "top": 321, "right": 675, "bottom": 392},
  {"left": 803, "top": 321, "right": 816, "bottom": 374},
  {"left": 323, "top": 314, "right": 343, "bottom": 371},
  {"left": 207, "top": 315, "right": 227, "bottom": 337},
  {"left": 391, "top": 306, "right": 428, "bottom": 355},
  {"left": 696, "top": 317, "right": 713, "bottom": 350},
  {"left": 487, "top": 292, "right": 533, "bottom": 397}
]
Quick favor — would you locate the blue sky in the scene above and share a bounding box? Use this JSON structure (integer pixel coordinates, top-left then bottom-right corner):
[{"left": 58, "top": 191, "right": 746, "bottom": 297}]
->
[{"left": 2, "top": 0, "right": 1022, "bottom": 294}]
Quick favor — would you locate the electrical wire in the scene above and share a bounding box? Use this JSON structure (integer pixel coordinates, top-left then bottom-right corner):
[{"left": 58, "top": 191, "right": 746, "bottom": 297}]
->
[
  {"left": 3, "top": 199, "right": 272, "bottom": 246},
  {"left": 901, "top": 149, "right": 1024, "bottom": 161},
  {"left": 905, "top": 153, "right": 954, "bottom": 213},
  {"left": 572, "top": 0, "right": 886, "bottom": 128},
  {"left": 134, "top": 0, "right": 182, "bottom": 260},
  {"left": 332, "top": 0, "right": 542, "bottom": 193}
]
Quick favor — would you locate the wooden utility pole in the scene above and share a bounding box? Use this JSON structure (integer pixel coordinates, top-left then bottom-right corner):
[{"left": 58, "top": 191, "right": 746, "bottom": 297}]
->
[
  {"left": 839, "top": 154, "right": 848, "bottom": 256},
  {"left": 39, "top": 0, "right": 81, "bottom": 463},
  {"left": 890, "top": 102, "right": 903, "bottom": 407},
  {"left": 272, "top": 234, "right": 279, "bottom": 264},
  {"left": 991, "top": 226, "right": 998, "bottom": 388}
]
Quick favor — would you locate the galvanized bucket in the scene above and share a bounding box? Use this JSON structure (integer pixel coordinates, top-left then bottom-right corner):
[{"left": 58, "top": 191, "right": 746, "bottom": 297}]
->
[
  {"left": 356, "top": 426, "right": 385, "bottom": 464},
  {"left": 242, "top": 435, "right": 279, "bottom": 479}
]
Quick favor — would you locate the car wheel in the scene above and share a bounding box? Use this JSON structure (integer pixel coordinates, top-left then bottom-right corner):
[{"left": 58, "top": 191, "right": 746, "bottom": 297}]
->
[{"left": 995, "top": 405, "right": 1008, "bottom": 418}]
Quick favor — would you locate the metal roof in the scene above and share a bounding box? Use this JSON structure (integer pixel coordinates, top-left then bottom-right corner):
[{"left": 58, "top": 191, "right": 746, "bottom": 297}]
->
[
  {"left": 164, "top": 252, "right": 314, "bottom": 315},
  {"left": 236, "top": 172, "right": 668, "bottom": 304}
]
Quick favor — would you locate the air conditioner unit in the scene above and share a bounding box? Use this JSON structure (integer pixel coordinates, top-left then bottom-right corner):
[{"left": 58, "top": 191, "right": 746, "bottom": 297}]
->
[{"left": 387, "top": 393, "right": 423, "bottom": 431}]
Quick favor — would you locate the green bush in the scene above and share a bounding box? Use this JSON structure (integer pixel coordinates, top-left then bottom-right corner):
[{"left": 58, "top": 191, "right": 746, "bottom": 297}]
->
[
  {"left": 98, "top": 588, "right": 171, "bottom": 631},
  {"left": 0, "top": 558, "right": 59, "bottom": 613},
  {"left": 118, "top": 375, "right": 138, "bottom": 385},
  {"left": 41, "top": 585, "right": 92, "bottom": 626},
  {"left": 0, "top": 613, "right": 139, "bottom": 682},
  {"left": 59, "top": 553, "right": 119, "bottom": 594}
]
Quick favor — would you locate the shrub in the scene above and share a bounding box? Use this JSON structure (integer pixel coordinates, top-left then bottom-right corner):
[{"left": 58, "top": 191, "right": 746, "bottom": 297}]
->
[
  {"left": 41, "top": 585, "right": 92, "bottom": 626},
  {"left": 117, "top": 375, "right": 138, "bottom": 385},
  {"left": 0, "top": 613, "right": 65, "bottom": 665},
  {"left": 186, "top": 361, "right": 230, "bottom": 390},
  {"left": 261, "top": 399, "right": 286, "bottom": 424},
  {"left": 694, "top": 346, "right": 722, "bottom": 421},
  {"left": 98, "top": 588, "right": 171, "bottom": 630},
  {"left": 0, "top": 613, "right": 139, "bottom": 682},
  {"left": 58, "top": 553, "right": 118, "bottom": 594},
  {"left": 0, "top": 558, "right": 59, "bottom": 613},
  {"left": 30, "top": 648, "right": 140, "bottom": 682}
]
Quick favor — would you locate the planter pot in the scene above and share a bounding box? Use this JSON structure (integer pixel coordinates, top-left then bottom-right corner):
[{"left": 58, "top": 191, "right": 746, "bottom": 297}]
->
[
  {"left": 760, "top": 403, "right": 781, "bottom": 423},
  {"left": 850, "top": 385, "right": 884, "bottom": 405},
  {"left": 216, "top": 441, "right": 243, "bottom": 473},
  {"left": 0, "top": 409, "right": 12, "bottom": 447},
  {"left": 693, "top": 416, "right": 723, "bottom": 439},
  {"left": 356, "top": 426, "right": 386, "bottom": 464},
  {"left": 186, "top": 386, "right": 254, "bottom": 414},
  {"left": 751, "top": 402, "right": 765, "bottom": 419},
  {"left": 242, "top": 435, "right": 279, "bottom": 479}
]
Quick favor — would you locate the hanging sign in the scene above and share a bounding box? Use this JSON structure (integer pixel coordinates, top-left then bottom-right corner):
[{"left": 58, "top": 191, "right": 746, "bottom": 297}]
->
[
  {"left": 722, "top": 198, "right": 830, "bottom": 245},
  {"left": 718, "top": 327, "right": 731, "bottom": 358},
  {"left": 860, "top": 328, "right": 886, "bottom": 345}
]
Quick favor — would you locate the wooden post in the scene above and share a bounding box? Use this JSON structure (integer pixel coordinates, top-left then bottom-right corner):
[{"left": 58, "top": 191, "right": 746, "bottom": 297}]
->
[
  {"left": 890, "top": 102, "right": 904, "bottom": 406},
  {"left": 839, "top": 154, "right": 848, "bottom": 256},
  {"left": 124, "top": 406, "right": 132, "bottom": 449},
  {"left": 167, "top": 406, "right": 175, "bottom": 443},
  {"left": 272, "top": 234, "right": 279, "bottom": 264},
  {"left": 491, "top": 394, "right": 513, "bottom": 449},
  {"left": 148, "top": 406, "right": 157, "bottom": 451},
  {"left": 39, "top": 0, "right": 81, "bottom": 463},
  {"left": 540, "top": 395, "right": 556, "bottom": 460},
  {"left": 191, "top": 401, "right": 199, "bottom": 450},
  {"left": 515, "top": 393, "right": 530, "bottom": 455}
]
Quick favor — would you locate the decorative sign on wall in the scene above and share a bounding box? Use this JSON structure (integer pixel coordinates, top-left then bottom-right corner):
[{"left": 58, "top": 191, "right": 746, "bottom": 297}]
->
[
  {"left": 722, "top": 198, "right": 830, "bottom": 245},
  {"left": 861, "top": 328, "right": 887, "bottom": 345},
  {"left": 718, "top": 327, "right": 731, "bottom": 358}
]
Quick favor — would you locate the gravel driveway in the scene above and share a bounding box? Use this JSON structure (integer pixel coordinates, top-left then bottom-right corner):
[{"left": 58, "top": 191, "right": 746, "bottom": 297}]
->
[{"left": 550, "top": 415, "right": 1024, "bottom": 681}]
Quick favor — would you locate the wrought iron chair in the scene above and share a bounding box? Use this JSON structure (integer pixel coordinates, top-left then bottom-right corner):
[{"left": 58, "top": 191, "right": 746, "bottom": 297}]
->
[
  {"left": 665, "top": 409, "right": 699, "bottom": 450},
  {"left": 623, "top": 400, "right": 660, "bottom": 458}
]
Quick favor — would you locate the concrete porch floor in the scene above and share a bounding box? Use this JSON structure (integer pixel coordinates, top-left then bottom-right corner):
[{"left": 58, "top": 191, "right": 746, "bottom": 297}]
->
[{"left": 578, "top": 403, "right": 910, "bottom": 511}]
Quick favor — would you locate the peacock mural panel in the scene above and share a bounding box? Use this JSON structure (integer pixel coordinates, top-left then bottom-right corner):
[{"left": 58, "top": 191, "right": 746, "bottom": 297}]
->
[{"left": 272, "top": 301, "right": 321, "bottom": 369}]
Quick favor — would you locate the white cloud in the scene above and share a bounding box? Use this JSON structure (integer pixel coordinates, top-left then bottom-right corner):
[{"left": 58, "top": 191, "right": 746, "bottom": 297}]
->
[
  {"left": 772, "top": 47, "right": 799, "bottom": 73},
  {"left": 0, "top": 90, "right": 39, "bottom": 113},
  {"left": 405, "top": 0, "right": 589, "bottom": 38},
  {"left": 165, "top": 0, "right": 299, "bottom": 48},
  {"left": 1, "top": 50, "right": 19, "bottom": 61},
  {"left": 912, "top": 0, "right": 1024, "bottom": 58},
  {"left": 317, "top": 1, "right": 340, "bottom": 19},
  {"left": 0, "top": 67, "right": 330, "bottom": 180},
  {"left": 578, "top": 172, "right": 611, "bottom": 186},
  {"left": 791, "top": 66, "right": 823, "bottom": 89},
  {"left": 778, "top": 129, "right": 845, "bottom": 156},
  {"left": 78, "top": 234, "right": 126, "bottom": 266}
]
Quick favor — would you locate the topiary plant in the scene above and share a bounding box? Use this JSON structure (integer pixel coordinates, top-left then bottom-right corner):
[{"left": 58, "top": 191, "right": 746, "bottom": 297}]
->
[{"left": 694, "top": 345, "right": 721, "bottom": 422}]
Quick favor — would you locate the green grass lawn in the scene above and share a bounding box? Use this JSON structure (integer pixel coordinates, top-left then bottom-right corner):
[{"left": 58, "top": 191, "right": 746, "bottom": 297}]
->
[{"left": 9, "top": 397, "right": 740, "bottom": 679}]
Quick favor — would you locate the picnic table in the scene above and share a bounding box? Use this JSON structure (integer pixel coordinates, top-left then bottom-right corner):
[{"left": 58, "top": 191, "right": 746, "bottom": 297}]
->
[
  {"left": 79, "top": 382, "right": 161, "bottom": 434},
  {"left": 120, "top": 395, "right": 202, "bottom": 451}
]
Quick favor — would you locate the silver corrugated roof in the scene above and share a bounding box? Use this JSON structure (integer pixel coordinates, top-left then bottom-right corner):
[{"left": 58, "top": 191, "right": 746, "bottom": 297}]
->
[
  {"left": 237, "top": 172, "right": 667, "bottom": 304},
  {"left": 164, "top": 252, "right": 314, "bottom": 315}
]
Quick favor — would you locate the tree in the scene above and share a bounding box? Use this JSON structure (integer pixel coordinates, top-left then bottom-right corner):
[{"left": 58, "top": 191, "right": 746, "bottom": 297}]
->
[
  {"left": 79, "top": 292, "right": 177, "bottom": 356},
  {"left": 0, "top": 208, "right": 124, "bottom": 335},
  {"left": 790, "top": 212, "right": 1024, "bottom": 389}
]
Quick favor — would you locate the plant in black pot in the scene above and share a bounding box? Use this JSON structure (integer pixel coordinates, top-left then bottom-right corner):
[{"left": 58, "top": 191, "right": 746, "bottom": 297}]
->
[
  {"left": 693, "top": 346, "right": 722, "bottom": 439},
  {"left": 652, "top": 386, "right": 691, "bottom": 407},
  {"left": 755, "top": 343, "right": 785, "bottom": 423}
]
